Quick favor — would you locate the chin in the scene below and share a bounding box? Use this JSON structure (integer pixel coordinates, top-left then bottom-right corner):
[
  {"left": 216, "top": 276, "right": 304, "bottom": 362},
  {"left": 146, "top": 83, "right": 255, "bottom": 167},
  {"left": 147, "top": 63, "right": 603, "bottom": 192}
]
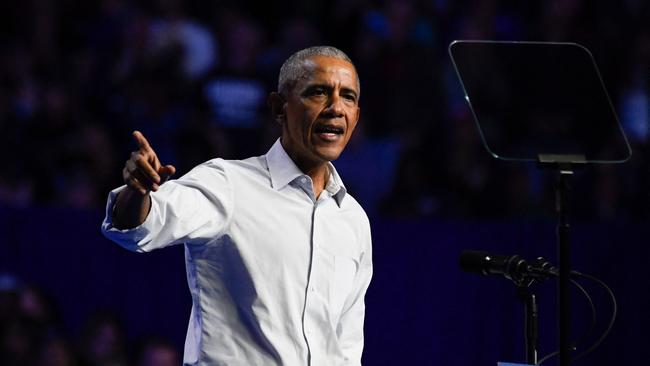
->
[{"left": 315, "top": 148, "right": 344, "bottom": 162}]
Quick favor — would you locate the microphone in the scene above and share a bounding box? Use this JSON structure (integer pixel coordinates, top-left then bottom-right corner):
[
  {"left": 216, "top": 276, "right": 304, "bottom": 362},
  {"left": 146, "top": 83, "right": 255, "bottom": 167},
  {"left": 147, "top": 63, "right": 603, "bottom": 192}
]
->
[{"left": 459, "top": 250, "right": 558, "bottom": 285}]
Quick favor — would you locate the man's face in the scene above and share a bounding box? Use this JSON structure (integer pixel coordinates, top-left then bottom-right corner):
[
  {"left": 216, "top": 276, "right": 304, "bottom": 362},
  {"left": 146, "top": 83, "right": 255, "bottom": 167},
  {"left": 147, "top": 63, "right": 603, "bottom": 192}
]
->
[{"left": 280, "top": 55, "right": 360, "bottom": 168}]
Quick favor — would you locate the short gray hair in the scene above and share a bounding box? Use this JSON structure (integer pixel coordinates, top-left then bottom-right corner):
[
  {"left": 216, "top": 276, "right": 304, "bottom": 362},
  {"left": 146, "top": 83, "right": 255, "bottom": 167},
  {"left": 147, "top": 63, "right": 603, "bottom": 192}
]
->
[{"left": 277, "top": 46, "right": 359, "bottom": 95}]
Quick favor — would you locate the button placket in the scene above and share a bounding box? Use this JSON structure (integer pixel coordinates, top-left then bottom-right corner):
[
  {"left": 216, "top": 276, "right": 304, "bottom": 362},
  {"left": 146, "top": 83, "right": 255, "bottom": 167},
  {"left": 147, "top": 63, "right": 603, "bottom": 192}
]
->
[{"left": 302, "top": 199, "right": 319, "bottom": 364}]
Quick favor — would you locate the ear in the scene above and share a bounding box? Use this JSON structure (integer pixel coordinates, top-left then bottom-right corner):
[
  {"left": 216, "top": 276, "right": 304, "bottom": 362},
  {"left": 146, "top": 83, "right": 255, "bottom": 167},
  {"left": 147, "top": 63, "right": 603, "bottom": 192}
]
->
[{"left": 267, "top": 92, "right": 286, "bottom": 124}]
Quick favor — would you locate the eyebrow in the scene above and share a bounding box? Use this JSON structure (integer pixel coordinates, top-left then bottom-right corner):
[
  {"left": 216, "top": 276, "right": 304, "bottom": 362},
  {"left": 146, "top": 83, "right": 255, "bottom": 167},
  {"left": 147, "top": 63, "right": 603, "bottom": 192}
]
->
[{"left": 303, "top": 83, "right": 359, "bottom": 98}]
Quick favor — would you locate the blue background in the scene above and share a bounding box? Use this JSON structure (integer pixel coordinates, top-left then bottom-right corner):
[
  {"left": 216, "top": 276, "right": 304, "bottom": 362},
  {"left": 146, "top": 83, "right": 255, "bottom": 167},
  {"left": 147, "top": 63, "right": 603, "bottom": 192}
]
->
[{"left": 2, "top": 206, "right": 646, "bottom": 365}]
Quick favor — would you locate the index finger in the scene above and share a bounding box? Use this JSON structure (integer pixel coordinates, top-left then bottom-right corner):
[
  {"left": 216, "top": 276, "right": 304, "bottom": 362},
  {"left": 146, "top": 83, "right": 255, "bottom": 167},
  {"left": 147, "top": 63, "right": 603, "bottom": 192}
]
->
[{"left": 132, "top": 130, "right": 152, "bottom": 151}]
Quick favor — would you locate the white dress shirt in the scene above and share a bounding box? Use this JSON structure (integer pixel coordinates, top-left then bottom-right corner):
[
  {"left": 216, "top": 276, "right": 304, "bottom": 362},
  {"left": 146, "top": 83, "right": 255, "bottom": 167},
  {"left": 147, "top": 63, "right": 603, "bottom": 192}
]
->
[{"left": 101, "top": 139, "right": 373, "bottom": 366}]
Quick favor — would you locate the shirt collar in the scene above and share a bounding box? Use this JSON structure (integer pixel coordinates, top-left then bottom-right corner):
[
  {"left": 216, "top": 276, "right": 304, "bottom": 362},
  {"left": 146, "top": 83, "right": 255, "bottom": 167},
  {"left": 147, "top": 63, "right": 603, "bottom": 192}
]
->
[
  {"left": 325, "top": 164, "right": 347, "bottom": 206},
  {"left": 266, "top": 138, "right": 347, "bottom": 206}
]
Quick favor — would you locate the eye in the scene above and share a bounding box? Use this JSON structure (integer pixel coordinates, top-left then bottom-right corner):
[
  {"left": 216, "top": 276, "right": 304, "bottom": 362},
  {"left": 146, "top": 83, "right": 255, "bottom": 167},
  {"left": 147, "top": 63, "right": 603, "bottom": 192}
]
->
[
  {"left": 343, "top": 93, "right": 356, "bottom": 102},
  {"left": 305, "top": 87, "right": 327, "bottom": 97}
]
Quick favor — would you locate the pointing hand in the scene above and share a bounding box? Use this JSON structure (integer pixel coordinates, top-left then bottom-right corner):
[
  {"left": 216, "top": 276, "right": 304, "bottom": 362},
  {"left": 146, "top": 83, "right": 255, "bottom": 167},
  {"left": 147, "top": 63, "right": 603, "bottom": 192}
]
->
[{"left": 122, "top": 131, "right": 176, "bottom": 195}]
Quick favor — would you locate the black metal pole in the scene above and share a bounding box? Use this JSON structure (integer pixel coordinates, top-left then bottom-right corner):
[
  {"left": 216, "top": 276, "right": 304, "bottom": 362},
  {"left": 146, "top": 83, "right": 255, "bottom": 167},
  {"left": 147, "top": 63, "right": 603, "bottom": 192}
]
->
[
  {"left": 556, "top": 167, "right": 573, "bottom": 366},
  {"left": 519, "top": 287, "right": 539, "bottom": 364}
]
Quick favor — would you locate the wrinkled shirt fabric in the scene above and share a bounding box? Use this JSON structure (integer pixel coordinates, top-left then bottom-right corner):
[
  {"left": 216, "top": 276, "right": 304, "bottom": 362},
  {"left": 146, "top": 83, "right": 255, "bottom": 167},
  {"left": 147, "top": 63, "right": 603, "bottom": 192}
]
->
[{"left": 101, "top": 139, "right": 373, "bottom": 366}]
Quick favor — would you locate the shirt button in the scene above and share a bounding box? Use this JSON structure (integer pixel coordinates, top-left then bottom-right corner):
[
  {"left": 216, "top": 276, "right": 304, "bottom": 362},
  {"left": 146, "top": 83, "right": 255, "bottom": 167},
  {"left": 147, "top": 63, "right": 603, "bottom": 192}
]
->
[{"left": 300, "top": 177, "right": 307, "bottom": 183}]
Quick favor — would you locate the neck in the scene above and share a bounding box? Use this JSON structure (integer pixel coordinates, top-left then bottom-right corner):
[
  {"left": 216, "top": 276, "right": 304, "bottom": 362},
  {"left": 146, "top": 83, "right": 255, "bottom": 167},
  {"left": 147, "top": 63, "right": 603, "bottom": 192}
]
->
[
  {"left": 281, "top": 140, "right": 330, "bottom": 198},
  {"left": 295, "top": 157, "right": 329, "bottom": 199}
]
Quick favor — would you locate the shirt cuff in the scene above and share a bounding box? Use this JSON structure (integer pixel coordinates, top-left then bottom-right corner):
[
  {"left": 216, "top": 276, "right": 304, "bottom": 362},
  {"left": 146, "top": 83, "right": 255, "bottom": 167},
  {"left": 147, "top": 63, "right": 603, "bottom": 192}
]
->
[{"left": 100, "top": 185, "right": 155, "bottom": 252}]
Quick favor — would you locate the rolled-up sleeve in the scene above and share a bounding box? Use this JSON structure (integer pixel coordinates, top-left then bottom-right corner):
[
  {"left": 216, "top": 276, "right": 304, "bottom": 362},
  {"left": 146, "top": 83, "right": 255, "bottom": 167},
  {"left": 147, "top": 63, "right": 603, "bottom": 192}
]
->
[{"left": 101, "top": 159, "right": 234, "bottom": 252}]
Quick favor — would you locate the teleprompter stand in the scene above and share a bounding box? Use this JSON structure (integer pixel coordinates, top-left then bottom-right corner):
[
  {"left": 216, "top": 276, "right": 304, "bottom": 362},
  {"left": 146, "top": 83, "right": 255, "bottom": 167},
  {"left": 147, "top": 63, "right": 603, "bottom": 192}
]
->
[
  {"left": 538, "top": 155, "right": 586, "bottom": 365},
  {"left": 449, "top": 41, "right": 632, "bottom": 365}
]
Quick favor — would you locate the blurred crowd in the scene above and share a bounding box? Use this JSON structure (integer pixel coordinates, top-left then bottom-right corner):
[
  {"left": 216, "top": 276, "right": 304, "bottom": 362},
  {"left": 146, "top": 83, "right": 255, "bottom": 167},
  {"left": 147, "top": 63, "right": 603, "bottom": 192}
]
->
[
  {"left": 1, "top": 0, "right": 649, "bottom": 221},
  {"left": 1, "top": 1, "right": 649, "bottom": 364},
  {"left": 0, "top": 274, "right": 180, "bottom": 366}
]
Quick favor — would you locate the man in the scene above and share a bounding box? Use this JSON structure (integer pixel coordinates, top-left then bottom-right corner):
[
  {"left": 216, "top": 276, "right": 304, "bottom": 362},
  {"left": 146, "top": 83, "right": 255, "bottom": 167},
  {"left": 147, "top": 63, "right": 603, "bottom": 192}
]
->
[{"left": 101, "top": 46, "right": 373, "bottom": 365}]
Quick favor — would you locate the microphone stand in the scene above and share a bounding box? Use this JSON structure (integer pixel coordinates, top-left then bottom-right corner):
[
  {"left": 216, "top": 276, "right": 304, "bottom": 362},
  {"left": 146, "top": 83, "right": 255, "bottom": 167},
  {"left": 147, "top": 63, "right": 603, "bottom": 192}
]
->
[{"left": 518, "top": 285, "right": 539, "bottom": 364}]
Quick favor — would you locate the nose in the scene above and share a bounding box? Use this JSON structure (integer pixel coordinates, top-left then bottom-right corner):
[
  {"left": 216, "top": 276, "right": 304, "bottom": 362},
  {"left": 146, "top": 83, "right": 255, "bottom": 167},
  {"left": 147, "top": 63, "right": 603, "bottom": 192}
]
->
[{"left": 322, "top": 93, "right": 345, "bottom": 118}]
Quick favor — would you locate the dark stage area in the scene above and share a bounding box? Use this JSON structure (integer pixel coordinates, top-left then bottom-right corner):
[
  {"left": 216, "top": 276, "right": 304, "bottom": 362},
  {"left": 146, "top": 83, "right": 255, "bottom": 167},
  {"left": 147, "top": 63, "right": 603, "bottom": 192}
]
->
[{"left": 1, "top": 206, "right": 647, "bottom": 365}]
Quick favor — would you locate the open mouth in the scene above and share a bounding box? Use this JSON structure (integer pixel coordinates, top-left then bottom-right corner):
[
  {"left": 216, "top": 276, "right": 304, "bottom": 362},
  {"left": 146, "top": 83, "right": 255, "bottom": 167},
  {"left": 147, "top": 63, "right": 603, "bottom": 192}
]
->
[
  {"left": 314, "top": 125, "right": 344, "bottom": 134},
  {"left": 314, "top": 125, "right": 344, "bottom": 135},
  {"left": 313, "top": 124, "right": 345, "bottom": 142}
]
